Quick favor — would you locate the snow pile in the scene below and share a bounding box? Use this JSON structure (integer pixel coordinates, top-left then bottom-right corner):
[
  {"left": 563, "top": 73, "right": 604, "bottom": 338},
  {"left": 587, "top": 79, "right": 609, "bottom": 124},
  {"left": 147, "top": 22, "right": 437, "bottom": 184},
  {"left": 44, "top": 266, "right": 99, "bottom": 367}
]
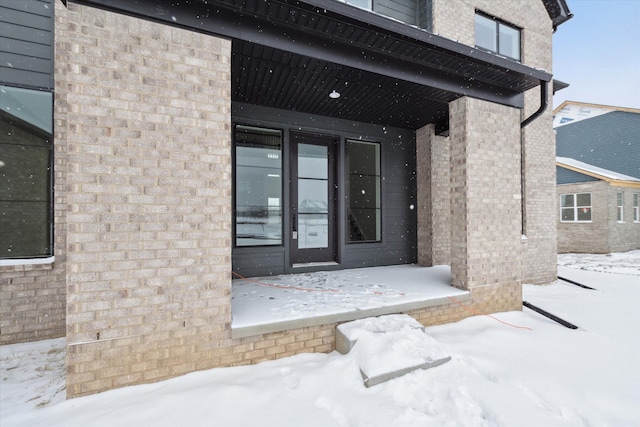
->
[
  {"left": 337, "top": 314, "right": 450, "bottom": 386},
  {"left": 1, "top": 251, "right": 639, "bottom": 426}
]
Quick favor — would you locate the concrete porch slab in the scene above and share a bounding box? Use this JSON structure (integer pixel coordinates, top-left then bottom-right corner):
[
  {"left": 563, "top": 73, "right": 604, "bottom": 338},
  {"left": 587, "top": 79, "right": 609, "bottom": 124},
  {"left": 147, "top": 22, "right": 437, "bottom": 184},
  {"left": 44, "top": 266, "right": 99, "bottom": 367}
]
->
[{"left": 231, "top": 265, "right": 469, "bottom": 339}]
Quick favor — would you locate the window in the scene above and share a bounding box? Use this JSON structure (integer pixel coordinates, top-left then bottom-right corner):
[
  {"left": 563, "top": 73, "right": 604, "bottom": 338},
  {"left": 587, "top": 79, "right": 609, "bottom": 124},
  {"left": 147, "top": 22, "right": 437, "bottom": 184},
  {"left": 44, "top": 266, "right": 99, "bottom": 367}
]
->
[
  {"left": 345, "top": 0, "right": 372, "bottom": 10},
  {"left": 234, "top": 125, "right": 283, "bottom": 246},
  {"left": 560, "top": 193, "right": 591, "bottom": 222},
  {"left": 634, "top": 193, "right": 639, "bottom": 223},
  {"left": 0, "top": 85, "right": 53, "bottom": 260},
  {"left": 617, "top": 192, "right": 624, "bottom": 223},
  {"left": 475, "top": 12, "right": 521, "bottom": 61},
  {"left": 346, "top": 140, "right": 380, "bottom": 242}
]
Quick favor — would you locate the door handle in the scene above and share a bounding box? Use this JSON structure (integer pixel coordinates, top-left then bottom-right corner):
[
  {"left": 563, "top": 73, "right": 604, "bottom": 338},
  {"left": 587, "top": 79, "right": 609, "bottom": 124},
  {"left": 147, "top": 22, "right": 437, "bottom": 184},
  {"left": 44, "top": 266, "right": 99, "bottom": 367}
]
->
[{"left": 292, "top": 212, "right": 297, "bottom": 239}]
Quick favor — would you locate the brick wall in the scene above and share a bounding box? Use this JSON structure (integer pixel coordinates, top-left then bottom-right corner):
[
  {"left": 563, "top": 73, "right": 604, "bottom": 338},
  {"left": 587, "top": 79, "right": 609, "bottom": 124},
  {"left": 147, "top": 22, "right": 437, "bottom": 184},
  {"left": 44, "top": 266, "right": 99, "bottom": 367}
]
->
[
  {"left": 449, "top": 97, "right": 522, "bottom": 290},
  {"left": 416, "top": 124, "right": 450, "bottom": 266},
  {"left": 558, "top": 182, "right": 640, "bottom": 253},
  {"left": 57, "top": 3, "right": 233, "bottom": 397},
  {"left": 432, "top": 0, "right": 557, "bottom": 284},
  {"left": 557, "top": 181, "right": 609, "bottom": 253},
  {"left": 607, "top": 186, "right": 640, "bottom": 252}
]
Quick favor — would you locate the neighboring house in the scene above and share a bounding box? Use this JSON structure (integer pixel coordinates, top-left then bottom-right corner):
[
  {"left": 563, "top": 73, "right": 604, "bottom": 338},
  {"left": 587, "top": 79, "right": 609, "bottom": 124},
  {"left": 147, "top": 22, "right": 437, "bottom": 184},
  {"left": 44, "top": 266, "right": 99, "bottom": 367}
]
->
[
  {"left": 0, "top": 0, "right": 571, "bottom": 397},
  {"left": 555, "top": 102, "right": 640, "bottom": 253}
]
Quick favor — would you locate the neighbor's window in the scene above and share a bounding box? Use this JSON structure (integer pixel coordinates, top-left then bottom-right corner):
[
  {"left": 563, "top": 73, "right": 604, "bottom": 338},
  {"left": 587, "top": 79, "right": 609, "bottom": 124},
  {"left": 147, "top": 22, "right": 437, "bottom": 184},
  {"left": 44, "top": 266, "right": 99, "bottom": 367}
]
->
[
  {"left": 347, "top": 140, "right": 381, "bottom": 242},
  {"left": 634, "top": 193, "right": 639, "bottom": 223},
  {"left": 0, "top": 85, "right": 53, "bottom": 260},
  {"left": 234, "top": 125, "right": 283, "bottom": 246},
  {"left": 560, "top": 193, "right": 591, "bottom": 222},
  {"left": 617, "top": 192, "right": 624, "bottom": 223},
  {"left": 475, "top": 12, "right": 521, "bottom": 61}
]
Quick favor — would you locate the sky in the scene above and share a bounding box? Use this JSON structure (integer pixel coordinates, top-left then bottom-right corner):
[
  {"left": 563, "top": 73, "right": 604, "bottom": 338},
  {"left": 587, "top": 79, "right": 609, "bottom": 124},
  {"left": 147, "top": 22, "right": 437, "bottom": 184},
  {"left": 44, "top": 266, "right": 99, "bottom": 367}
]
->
[{"left": 552, "top": 0, "right": 640, "bottom": 110}]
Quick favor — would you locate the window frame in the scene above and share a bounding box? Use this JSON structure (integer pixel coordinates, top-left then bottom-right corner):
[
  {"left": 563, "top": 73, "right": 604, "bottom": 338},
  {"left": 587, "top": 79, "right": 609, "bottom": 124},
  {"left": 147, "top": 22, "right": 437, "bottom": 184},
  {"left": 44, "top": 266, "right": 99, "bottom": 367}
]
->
[
  {"left": 345, "top": 139, "right": 382, "bottom": 244},
  {"left": 616, "top": 192, "right": 625, "bottom": 223},
  {"left": 233, "top": 124, "right": 284, "bottom": 248},
  {"left": 0, "top": 84, "right": 55, "bottom": 263},
  {"left": 560, "top": 192, "right": 592, "bottom": 223},
  {"left": 474, "top": 11, "right": 522, "bottom": 62},
  {"left": 633, "top": 193, "right": 639, "bottom": 223}
]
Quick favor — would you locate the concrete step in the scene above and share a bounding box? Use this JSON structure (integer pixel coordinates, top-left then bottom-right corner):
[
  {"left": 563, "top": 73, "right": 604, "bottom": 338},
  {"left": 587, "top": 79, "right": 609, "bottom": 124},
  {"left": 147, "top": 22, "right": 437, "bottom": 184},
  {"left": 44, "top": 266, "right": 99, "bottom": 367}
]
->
[{"left": 336, "top": 314, "right": 451, "bottom": 387}]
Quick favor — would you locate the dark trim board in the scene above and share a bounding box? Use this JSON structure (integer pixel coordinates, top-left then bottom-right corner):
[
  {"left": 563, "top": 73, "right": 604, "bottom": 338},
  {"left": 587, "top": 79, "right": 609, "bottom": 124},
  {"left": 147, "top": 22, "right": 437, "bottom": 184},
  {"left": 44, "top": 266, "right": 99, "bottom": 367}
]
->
[{"left": 232, "top": 103, "right": 417, "bottom": 277}]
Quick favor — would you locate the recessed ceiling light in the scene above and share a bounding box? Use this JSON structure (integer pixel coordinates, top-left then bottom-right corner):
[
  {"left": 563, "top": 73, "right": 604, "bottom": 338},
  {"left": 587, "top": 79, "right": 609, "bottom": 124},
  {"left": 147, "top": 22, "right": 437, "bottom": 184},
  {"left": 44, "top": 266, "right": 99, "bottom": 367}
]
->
[{"left": 329, "top": 90, "right": 340, "bottom": 99}]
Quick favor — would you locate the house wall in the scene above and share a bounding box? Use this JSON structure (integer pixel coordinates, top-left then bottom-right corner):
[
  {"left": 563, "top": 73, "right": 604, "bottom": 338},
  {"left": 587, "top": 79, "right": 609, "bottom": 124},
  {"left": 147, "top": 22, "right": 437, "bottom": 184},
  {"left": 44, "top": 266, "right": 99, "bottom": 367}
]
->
[
  {"left": 0, "top": 0, "right": 66, "bottom": 346},
  {"left": 431, "top": 0, "right": 557, "bottom": 284},
  {"left": 231, "top": 104, "right": 417, "bottom": 277},
  {"left": 607, "top": 186, "right": 640, "bottom": 253},
  {"left": 557, "top": 181, "right": 610, "bottom": 253}
]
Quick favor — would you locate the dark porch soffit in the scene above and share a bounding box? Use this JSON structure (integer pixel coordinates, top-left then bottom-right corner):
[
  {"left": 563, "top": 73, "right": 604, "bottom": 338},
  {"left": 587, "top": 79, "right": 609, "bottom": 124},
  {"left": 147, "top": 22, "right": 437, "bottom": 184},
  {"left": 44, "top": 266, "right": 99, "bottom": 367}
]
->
[{"left": 72, "top": 0, "right": 552, "bottom": 129}]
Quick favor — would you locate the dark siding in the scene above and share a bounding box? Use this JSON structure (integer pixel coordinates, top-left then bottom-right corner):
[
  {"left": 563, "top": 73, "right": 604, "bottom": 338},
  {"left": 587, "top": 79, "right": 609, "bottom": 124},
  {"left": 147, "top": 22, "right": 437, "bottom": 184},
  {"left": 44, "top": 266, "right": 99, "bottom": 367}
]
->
[
  {"left": 232, "top": 103, "right": 417, "bottom": 277},
  {"left": 556, "top": 111, "right": 640, "bottom": 179},
  {"left": 374, "top": 0, "right": 417, "bottom": 26},
  {"left": 418, "top": 0, "right": 432, "bottom": 31},
  {"left": 0, "top": 0, "right": 54, "bottom": 89},
  {"left": 556, "top": 166, "right": 599, "bottom": 185}
]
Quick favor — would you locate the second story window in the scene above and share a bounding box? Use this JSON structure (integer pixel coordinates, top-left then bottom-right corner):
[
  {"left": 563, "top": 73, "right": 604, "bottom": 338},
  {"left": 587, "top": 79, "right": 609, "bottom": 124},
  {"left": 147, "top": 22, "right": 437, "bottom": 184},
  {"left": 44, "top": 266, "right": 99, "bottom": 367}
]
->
[
  {"left": 475, "top": 12, "right": 521, "bottom": 61},
  {"left": 345, "top": 0, "right": 372, "bottom": 11}
]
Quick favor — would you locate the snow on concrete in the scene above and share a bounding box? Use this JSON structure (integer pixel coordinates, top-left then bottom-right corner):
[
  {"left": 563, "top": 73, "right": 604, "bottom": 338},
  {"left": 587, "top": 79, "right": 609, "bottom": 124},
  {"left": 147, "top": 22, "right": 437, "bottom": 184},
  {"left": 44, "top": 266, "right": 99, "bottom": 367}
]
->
[
  {"left": 338, "top": 315, "right": 450, "bottom": 387},
  {"left": 232, "top": 264, "right": 466, "bottom": 328},
  {"left": 1, "top": 251, "right": 639, "bottom": 426}
]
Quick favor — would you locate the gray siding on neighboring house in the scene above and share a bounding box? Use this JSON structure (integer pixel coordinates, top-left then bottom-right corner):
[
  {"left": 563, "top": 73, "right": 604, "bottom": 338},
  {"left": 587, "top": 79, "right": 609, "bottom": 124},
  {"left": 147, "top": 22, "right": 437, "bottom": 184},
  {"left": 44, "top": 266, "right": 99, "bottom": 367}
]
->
[
  {"left": 0, "top": 0, "right": 54, "bottom": 89},
  {"left": 556, "top": 166, "right": 599, "bottom": 185},
  {"left": 556, "top": 111, "right": 640, "bottom": 179}
]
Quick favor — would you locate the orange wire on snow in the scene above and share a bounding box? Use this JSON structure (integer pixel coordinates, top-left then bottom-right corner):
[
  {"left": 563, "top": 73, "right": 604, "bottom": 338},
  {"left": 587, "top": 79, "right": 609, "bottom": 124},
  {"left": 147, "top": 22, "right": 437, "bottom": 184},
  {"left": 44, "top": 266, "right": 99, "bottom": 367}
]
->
[{"left": 447, "top": 295, "right": 532, "bottom": 330}]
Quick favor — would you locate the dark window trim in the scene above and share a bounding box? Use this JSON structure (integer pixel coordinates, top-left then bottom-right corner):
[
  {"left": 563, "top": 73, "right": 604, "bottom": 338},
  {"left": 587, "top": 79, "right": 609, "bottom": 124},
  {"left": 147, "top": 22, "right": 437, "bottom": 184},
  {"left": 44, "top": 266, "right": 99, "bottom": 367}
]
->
[
  {"left": 345, "top": 138, "right": 382, "bottom": 244},
  {"left": 232, "top": 123, "right": 285, "bottom": 249},
  {"left": 475, "top": 10, "right": 522, "bottom": 62},
  {"left": 0, "top": 83, "right": 55, "bottom": 261}
]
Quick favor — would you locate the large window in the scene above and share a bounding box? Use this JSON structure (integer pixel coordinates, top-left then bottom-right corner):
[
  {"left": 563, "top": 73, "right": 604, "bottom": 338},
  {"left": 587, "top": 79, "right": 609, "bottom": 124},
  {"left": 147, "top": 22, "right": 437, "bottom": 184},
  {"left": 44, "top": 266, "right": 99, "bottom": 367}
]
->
[
  {"left": 234, "top": 125, "right": 283, "bottom": 246},
  {"left": 0, "top": 85, "right": 53, "bottom": 260},
  {"left": 634, "top": 193, "right": 639, "bottom": 223},
  {"left": 347, "top": 140, "right": 380, "bottom": 242},
  {"left": 560, "top": 193, "right": 591, "bottom": 222},
  {"left": 475, "top": 12, "right": 521, "bottom": 61},
  {"left": 617, "top": 192, "right": 624, "bottom": 223}
]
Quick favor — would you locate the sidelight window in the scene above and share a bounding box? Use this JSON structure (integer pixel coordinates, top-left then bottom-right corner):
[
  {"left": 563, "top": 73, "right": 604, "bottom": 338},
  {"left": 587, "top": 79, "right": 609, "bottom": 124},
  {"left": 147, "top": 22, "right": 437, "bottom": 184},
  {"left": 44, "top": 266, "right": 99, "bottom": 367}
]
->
[
  {"left": 234, "top": 125, "right": 283, "bottom": 246},
  {"left": 346, "top": 140, "right": 381, "bottom": 242}
]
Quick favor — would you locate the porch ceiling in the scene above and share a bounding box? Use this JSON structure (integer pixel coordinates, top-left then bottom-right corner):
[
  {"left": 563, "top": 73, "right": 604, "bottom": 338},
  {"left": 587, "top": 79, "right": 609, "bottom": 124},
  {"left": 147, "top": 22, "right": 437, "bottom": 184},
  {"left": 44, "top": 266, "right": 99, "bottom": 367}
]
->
[
  {"left": 75, "top": 0, "right": 553, "bottom": 130},
  {"left": 232, "top": 41, "right": 455, "bottom": 130}
]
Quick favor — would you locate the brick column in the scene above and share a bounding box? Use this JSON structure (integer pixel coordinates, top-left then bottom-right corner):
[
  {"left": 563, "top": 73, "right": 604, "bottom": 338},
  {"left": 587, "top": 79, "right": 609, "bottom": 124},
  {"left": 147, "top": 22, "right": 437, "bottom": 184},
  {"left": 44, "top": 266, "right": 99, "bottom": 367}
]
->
[
  {"left": 59, "top": 4, "right": 232, "bottom": 397},
  {"left": 449, "top": 97, "right": 522, "bottom": 290},
  {"left": 416, "top": 124, "right": 450, "bottom": 266}
]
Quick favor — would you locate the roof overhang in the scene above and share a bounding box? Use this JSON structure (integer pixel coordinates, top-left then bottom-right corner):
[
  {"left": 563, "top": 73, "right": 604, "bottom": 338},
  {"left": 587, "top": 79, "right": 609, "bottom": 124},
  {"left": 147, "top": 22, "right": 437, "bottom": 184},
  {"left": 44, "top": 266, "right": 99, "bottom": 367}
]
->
[
  {"left": 542, "top": 0, "right": 574, "bottom": 31},
  {"left": 72, "top": 0, "right": 553, "bottom": 130},
  {"left": 557, "top": 157, "right": 640, "bottom": 189}
]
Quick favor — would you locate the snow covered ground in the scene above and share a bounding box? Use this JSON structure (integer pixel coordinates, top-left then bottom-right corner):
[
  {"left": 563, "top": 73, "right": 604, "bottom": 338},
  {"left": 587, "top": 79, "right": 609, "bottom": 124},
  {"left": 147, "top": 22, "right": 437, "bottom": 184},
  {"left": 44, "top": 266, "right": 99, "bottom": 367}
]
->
[{"left": 1, "top": 251, "right": 639, "bottom": 426}]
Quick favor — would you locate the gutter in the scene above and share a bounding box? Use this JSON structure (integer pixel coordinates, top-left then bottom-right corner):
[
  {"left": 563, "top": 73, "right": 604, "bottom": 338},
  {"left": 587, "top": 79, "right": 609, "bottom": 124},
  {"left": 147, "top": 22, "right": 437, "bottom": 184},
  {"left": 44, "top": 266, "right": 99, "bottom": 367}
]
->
[{"left": 519, "top": 81, "right": 549, "bottom": 235}]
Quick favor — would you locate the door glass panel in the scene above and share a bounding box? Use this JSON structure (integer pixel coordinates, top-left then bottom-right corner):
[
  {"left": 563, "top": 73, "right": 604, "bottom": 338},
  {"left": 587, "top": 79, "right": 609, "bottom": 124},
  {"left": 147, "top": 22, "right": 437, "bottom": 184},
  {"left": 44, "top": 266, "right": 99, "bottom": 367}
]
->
[{"left": 298, "top": 143, "right": 329, "bottom": 249}]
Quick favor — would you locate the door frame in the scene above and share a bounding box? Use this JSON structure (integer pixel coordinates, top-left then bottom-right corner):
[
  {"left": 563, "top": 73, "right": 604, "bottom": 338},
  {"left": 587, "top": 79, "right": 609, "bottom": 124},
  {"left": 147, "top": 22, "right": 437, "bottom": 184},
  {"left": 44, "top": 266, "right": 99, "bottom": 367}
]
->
[{"left": 289, "top": 131, "right": 338, "bottom": 265}]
